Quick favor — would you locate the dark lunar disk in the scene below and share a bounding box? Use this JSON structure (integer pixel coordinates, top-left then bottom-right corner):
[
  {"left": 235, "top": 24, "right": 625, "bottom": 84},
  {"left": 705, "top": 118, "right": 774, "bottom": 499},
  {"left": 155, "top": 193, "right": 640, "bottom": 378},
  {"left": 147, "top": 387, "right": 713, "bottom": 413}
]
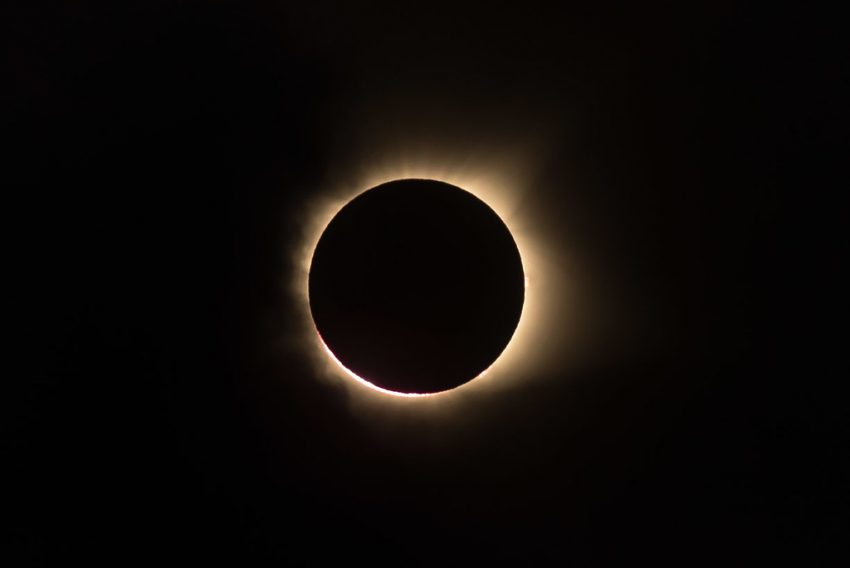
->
[{"left": 309, "top": 179, "right": 525, "bottom": 394}]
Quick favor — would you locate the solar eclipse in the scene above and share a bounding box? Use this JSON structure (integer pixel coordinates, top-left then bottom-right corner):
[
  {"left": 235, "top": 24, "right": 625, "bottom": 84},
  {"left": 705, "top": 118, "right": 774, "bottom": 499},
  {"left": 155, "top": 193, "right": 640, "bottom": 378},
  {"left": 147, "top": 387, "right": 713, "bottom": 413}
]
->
[{"left": 308, "top": 179, "right": 525, "bottom": 396}]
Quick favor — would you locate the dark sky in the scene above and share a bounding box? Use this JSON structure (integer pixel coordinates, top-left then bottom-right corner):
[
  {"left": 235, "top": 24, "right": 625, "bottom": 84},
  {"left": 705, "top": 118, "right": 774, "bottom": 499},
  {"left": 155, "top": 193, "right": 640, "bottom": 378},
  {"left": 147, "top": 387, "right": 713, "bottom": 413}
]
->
[{"left": 7, "top": 2, "right": 844, "bottom": 566}]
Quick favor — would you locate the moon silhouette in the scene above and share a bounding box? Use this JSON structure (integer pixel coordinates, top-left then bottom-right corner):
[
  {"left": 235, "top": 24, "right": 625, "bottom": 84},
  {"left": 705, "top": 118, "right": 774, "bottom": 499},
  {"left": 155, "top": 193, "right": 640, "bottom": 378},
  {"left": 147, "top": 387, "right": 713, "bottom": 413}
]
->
[{"left": 308, "top": 179, "right": 524, "bottom": 395}]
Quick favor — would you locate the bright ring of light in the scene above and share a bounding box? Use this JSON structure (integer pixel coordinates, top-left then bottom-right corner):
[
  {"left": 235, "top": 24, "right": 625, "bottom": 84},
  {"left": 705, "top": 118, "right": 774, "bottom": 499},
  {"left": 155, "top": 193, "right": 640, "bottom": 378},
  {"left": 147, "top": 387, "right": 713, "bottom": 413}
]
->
[{"left": 290, "top": 160, "right": 566, "bottom": 405}]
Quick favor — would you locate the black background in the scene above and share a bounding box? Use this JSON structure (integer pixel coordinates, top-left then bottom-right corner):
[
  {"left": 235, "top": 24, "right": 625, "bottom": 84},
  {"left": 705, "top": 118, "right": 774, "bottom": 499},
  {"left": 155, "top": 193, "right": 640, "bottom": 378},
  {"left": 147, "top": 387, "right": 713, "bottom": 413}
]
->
[{"left": 6, "top": 2, "right": 845, "bottom": 566}]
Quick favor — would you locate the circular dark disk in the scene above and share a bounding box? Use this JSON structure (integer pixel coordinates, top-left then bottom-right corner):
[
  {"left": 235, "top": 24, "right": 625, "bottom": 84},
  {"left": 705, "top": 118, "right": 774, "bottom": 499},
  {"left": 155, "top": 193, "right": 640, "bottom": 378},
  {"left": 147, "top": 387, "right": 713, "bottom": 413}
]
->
[{"left": 308, "top": 179, "right": 524, "bottom": 394}]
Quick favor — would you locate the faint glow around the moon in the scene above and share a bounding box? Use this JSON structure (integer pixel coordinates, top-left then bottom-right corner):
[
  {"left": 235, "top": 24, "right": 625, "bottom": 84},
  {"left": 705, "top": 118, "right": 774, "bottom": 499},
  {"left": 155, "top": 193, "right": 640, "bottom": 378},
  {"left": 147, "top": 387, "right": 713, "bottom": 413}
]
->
[{"left": 292, "top": 155, "right": 573, "bottom": 404}]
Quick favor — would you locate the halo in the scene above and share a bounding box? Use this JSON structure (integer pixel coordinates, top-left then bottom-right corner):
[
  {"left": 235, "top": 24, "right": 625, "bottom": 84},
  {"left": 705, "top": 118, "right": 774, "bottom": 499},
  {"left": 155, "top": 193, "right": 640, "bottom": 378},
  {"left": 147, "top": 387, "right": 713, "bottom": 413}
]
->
[{"left": 290, "top": 157, "right": 573, "bottom": 406}]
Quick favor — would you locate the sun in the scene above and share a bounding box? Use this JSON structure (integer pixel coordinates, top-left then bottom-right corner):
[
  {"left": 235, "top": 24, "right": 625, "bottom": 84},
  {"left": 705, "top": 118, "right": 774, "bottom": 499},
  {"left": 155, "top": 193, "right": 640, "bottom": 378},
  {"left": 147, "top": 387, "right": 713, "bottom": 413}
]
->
[
  {"left": 307, "top": 178, "right": 525, "bottom": 396},
  {"left": 289, "top": 156, "right": 571, "bottom": 405}
]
